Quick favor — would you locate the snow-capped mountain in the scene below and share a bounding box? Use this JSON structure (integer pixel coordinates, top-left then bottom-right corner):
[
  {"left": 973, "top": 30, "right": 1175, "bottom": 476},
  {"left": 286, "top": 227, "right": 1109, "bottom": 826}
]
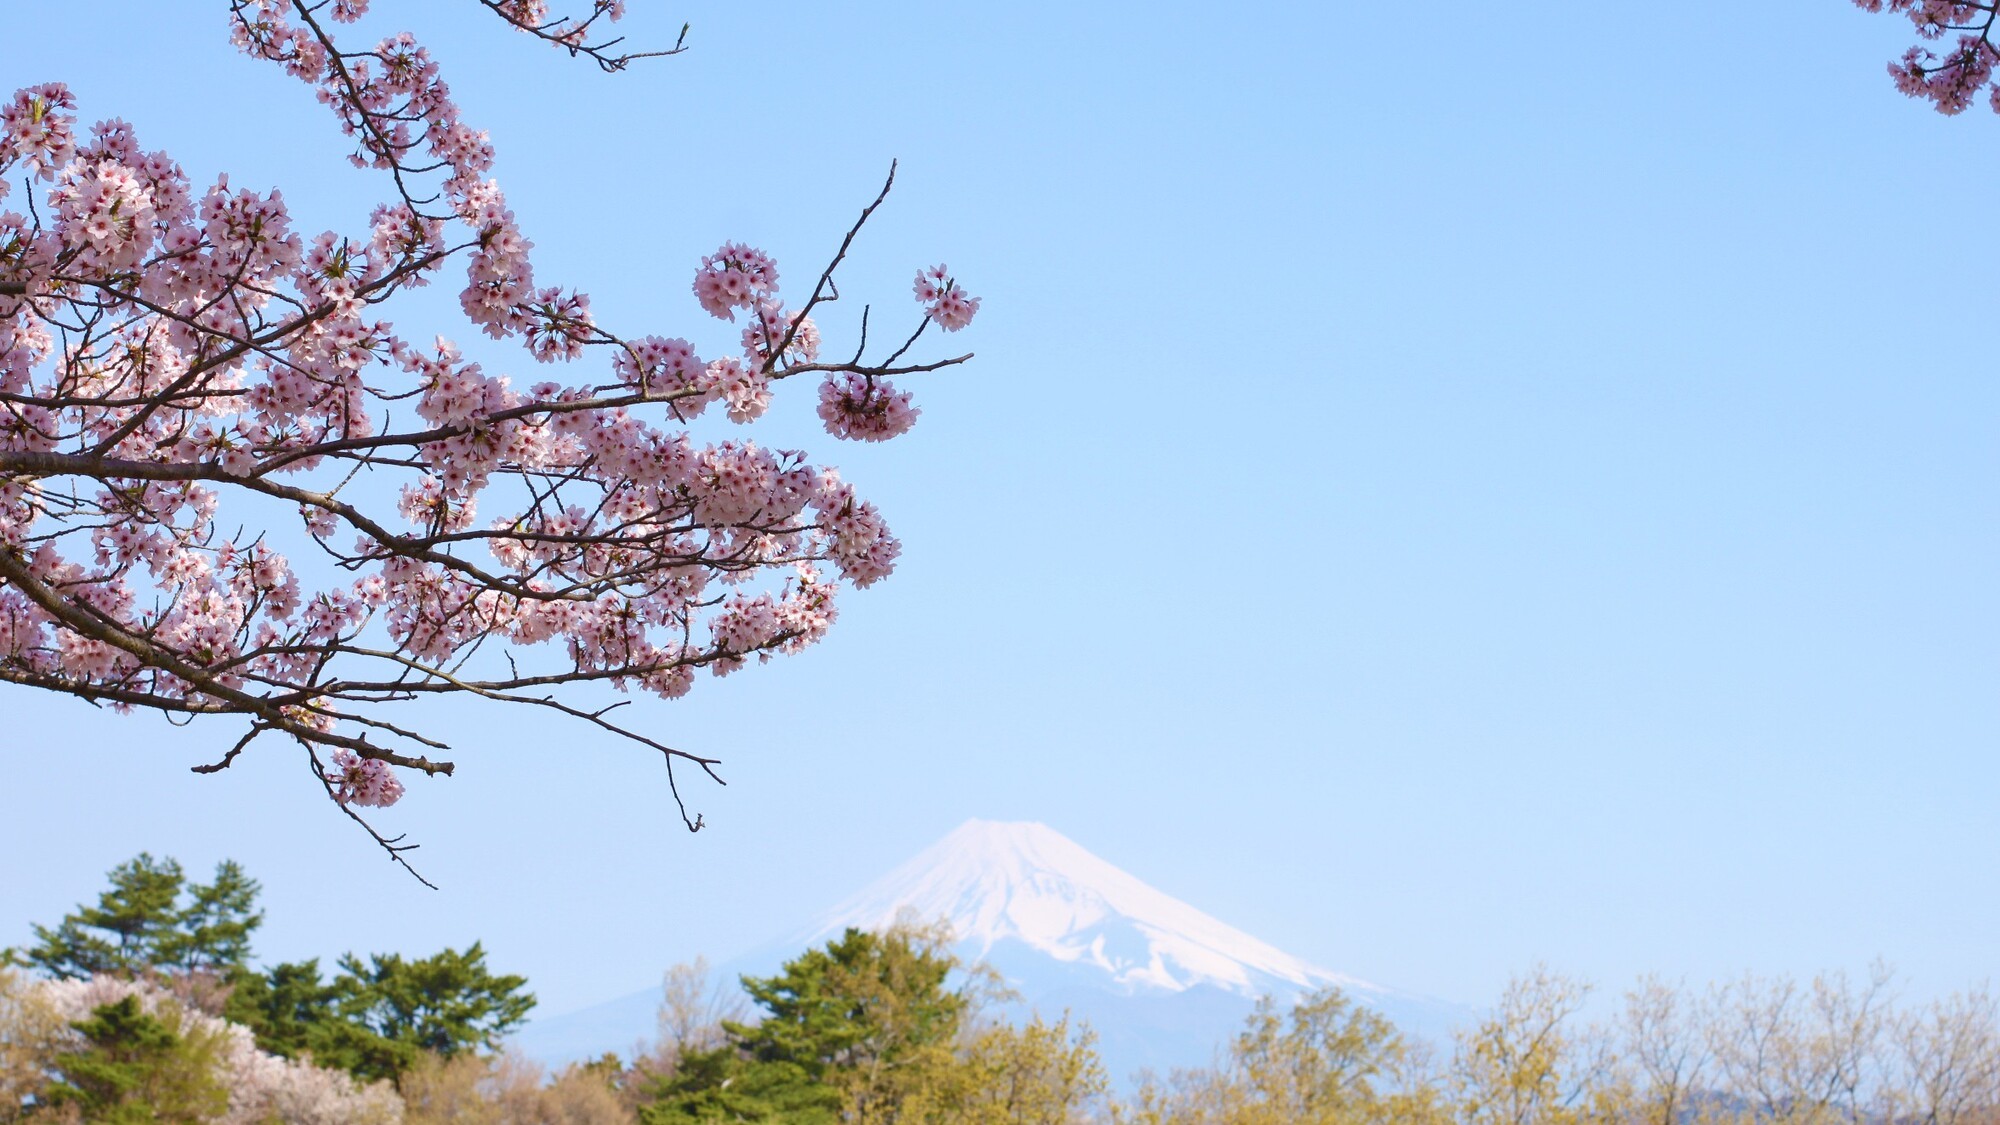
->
[
  {"left": 801, "top": 819, "right": 1371, "bottom": 999},
  {"left": 511, "top": 819, "right": 1464, "bottom": 1083}
]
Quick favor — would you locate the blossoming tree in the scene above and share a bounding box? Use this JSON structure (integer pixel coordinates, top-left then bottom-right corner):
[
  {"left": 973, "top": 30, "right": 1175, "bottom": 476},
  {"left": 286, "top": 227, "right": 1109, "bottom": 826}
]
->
[
  {"left": 1858, "top": 0, "right": 2000, "bottom": 113},
  {"left": 0, "top": 1, "right": 978, "bottom": 881}
]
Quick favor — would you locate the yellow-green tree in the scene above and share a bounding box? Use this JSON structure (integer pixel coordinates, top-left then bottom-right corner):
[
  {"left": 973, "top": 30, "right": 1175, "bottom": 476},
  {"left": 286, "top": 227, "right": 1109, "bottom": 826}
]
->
[
  {"left": 1122, "top": 987, "right": 1449, "bottom": 1124},
  {"left": 1615, "top": 975, "right": 1708, "bottom": 1125},
  {"left": 881, "top": 1013, "right": 1107, "bottom": 1124},
  {"left": 1449, "top": 967, "right": 1620, "bottom": 1125},
  {"left": 400, "top": 1050, "right": 631, "bottom": 1125},
  {"left": 0, "top": 968, "right": 69, "bottom": 1124}
]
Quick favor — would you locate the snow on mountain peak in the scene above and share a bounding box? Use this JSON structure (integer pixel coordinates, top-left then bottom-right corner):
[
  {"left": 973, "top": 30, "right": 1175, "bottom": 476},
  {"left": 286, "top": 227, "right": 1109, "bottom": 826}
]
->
[{"left": 803, "top": 819, "right": 1373, "bottom": 998}]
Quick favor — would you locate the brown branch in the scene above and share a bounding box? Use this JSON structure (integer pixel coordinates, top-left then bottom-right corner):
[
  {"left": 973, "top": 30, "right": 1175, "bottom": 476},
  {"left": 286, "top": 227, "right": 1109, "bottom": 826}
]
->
[{"left": 0, "top": 547, "right": 455, "bottom": 777}]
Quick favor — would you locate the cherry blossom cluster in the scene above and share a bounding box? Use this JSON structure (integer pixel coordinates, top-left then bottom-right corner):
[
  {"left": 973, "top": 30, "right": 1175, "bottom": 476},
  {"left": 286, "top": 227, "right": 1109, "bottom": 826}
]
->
[
  {"left": 0, "top": 2, "right": 976, "bottom": 874},
  {"left": 327, "top": 748, "right": 406, "bottom": 807},
  {"left": 914, "top": 264, "right": 981, "bottom": 331},
  {"left": 1857, "top": 0, "right": 2000, "bottom": 114},
  {"left": 37, "top": 976, "right": 403, "bottom": 1123}
]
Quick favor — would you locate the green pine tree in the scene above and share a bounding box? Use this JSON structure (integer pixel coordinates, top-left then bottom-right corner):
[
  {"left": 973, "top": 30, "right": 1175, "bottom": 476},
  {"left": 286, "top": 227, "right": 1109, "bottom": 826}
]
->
[
  {"left": 17, "top": 854, "right": 535, "bottom": 1087},
  {"left": 640, "top": 924, "right": 970, "bottom": 1124},
  {"left": 220, "top": 957, "right": 344, "bottom": 1059},
  {"left": 24, "top": 854, "right": 186, "bottom": 980},
  {"left": 44, "top": 994, "right": 228, "bottom": 1124},
  {"left": 335, "top": 943, "right": 535, "bottom": 1061},
  {"left": 158, "top": 859, "right": 262, "bottom": 975},
  {"left": 643, "top": 1047, "right": 837, "bottom": 1123},
  {"left": 20, "top": 855, "right": 262, "bottom": 981},
  {"left": 227, "top": 945, "right": 535, "bottom": 1083}
]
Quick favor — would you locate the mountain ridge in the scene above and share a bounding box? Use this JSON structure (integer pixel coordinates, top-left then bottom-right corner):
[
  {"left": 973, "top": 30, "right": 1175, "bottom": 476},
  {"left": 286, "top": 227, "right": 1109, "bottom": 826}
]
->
[
  {"left": 509, "top": 818, "right": 1465, "bottom": 1081},
  {"left": 798, "top": 819, "right": 1375, "bottom": 999}
]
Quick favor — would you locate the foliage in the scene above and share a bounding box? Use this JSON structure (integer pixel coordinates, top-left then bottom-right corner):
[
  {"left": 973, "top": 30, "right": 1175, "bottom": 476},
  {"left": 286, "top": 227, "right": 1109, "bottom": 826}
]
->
[
  {"left": 31, "top": 975, "right": 402, "bottom": 1125},
  {"left": 41, "top": 993, "right": 229, "bottom": 1125},
  {"left": 217, "top": 957, "right": 341, "bottom": 1059},
  {"left": 14, "top": 880, "right": 2000, "bottom": 1124},
  {"left": 18, "top": 851, "right": 532, "bottom": 1090},
  {"left": 637, "top": 923, "right": 1106, "bottom": 1124},
  {"left": 1124, "top": 987, "right": 1445, "bottom": 1125},
  {"left": 224, "top": 944, "right": 533, "bottom": 1083},
  {"left": 1449, "top": 967, "right": 1618, "bottom": 1125},
  {"left": 334, "top": 945, "right": 534, "bottom": 1079},
  {"left": 401, "top": 1050, "right": 630, "bottom": 1125},
  {"left": 0, "top": 967, "right": 75, "bottom": 1122},
  {"left": 640, "top": 924, "right": 965, "bottom": 1123},
  {"left": 884, "top": 1014, "right": 1108, "bottom": 1125},
  {"left": 734, "top": 925, "right": 967, "bottom": 1081},
  {"left": 639, "top": 1047, "right": 836, "bottom": 1124},
  {"left": 23, "top": 972, "right": 404, "bottom": 1120},
  {"left": 16, "top": 854, "right": 261, "bottom": 981}
]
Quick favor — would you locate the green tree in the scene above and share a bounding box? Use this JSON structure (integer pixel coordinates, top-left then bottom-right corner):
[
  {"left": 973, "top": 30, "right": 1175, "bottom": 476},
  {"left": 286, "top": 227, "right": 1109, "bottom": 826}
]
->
[
  {"left": 221, "top": 957, "right": 347, "bottom": 1060},
  {"left": 17, "top": 854, "right": 534, "bottom": 1086},
  {"left": 643, "top": 1047, "right": 838, "bottom": 1123},
  {"left": 155, "top": 860, "right": 262, "bottom": 976},
  {"left": 740, "top": 926, "right": 964, "bottom": 1078},
  {"left": 19, "top": 855, "right": 262, "bottom": 982},
  {"left": 641, "top": 922, "right": 975, "bottom": 1124},
  {"left": 226, "top": 945, "right": 534, "bottom": 1083},
  {"left": 335, "top": 943, "right": 535, "bottom": 1081},
  {"left": 22, "top": 855, "right": 185, "bottom": 980},
  {"left": 42, "top": 994, "right": 227, "bottom": 1125}
]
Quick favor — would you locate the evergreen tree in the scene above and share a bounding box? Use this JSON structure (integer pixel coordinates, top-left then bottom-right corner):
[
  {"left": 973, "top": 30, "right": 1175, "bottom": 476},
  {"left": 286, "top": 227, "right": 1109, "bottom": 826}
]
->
[
  {"left": 43, "top": 994, "right": 228, "bottom": 1124},
  {"left": 23, "top": 855, "right": 187, "bottom": 980},
  {"left": 334, "top": 944, "right": 535, "bottom": 1063},
  {"left": 642, "top": 1047, "right": 838, "bottom": 1123},
  {"left": 733, "top": 925, "right": 965, "bottom": 1080},
  {"left": 158, "top": 860, "right": 262, "bottom": 976},
  {"left": 641, "top": 924, "right": 970, "bottom": 1124},
  {"left": 21, "top": 855, "right": 262, "bottom": 981},
  {"left": 226, "top": 946, "right": 535, "bottom": 1083},
  {"left": 17, "top": 854, "right": 533, "bottom": 1087},
  {"left": 221, "top": 957, "right": 344, "bottom": 1060}
]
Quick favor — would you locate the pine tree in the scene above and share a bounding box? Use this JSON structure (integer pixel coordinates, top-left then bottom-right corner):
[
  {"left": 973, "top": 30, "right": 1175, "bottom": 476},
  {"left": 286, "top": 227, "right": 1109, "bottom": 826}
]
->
[
  {"left": 43, "top": 994, "right": 228, "bottom": 1124},
  {"left": 16, "top": 854, "right": 532, "bottom": 1086},
  {"left": 640, "top": 923, "right": 970, "bottom": 1124},
  {"left": 158, "top": 860, "right": 263, "bottom": 975},
  {"left": 227, "top": 946, "right": 536, "bottom": 1083},
  {"left": 23, "top": 855, "right": 188, "bottom": 980}
]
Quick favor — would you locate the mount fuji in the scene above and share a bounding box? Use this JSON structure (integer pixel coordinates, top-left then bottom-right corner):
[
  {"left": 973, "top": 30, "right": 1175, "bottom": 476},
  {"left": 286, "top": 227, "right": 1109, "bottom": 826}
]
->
[{"left": 511, "top": 820, "right": 1463, "bottom": 1082}]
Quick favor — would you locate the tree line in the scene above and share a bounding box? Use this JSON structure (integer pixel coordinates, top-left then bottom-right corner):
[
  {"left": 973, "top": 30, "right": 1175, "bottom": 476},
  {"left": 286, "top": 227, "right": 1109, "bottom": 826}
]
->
[{"left": 6, "top": 855, "right": 1999, "bottom": 1122}]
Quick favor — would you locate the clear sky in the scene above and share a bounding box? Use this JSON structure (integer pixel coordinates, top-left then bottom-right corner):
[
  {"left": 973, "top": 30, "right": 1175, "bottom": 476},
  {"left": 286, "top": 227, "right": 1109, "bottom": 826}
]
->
[{"left": 2, "top": 2, "right": 1995, "bottom": 1025}]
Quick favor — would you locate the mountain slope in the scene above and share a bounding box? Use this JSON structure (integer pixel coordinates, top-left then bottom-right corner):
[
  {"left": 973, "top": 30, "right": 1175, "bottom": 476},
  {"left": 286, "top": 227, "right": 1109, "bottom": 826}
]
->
[
  {"left": 510, "top": 819, "right": 1464, "bottom": 1082},
  {"left": 799, "top": 819, "right": 1374, "bottom": 999}
]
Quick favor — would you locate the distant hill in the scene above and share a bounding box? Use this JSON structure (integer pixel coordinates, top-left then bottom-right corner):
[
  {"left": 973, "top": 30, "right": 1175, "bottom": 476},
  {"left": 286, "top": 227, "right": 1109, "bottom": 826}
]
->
[{"left": 510, "top": 819, "right": 1466, "bottom": 1084}]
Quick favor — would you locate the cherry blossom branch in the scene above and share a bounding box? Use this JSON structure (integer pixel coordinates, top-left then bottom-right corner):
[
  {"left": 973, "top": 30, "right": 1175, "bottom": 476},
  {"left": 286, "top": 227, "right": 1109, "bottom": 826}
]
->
[
  {"left": 0, "top": 5, "right": 981, "bottom": 881},
  {"left": 473, "top": 0, "right": 690, "bottom": 72},
  {"left": 1860, "top": 0, "right": 2000, "bottom": 114}
]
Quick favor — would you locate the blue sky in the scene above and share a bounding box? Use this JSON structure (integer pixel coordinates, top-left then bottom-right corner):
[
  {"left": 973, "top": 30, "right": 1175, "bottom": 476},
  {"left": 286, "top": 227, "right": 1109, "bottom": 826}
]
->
[{"left": 3, "top": 2, "right": 1995, "bottom": 1024}]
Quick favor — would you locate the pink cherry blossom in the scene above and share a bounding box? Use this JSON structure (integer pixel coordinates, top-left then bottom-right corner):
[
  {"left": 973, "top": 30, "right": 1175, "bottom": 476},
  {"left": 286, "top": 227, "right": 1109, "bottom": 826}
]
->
[
  {"left": 0, "top": 4, "right": 977, "bottom": 879},
  {"left": 1858, "top": 0, "right": 2000, "bottom": 114},
  {"left": 37, "top": 976, "right": 403, "bottom": 1123},
  {"left": 326, "top": 749, "right": 406, "bottom": 807},
  {"left": 818, "top": 373, "right": 919, "bottom": 442},
  {"left": 692, "top": 241, "right": 778, "bottom": 320},
  {"left": 913, "top": 263, "right": 980, "bottom": 331}
]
